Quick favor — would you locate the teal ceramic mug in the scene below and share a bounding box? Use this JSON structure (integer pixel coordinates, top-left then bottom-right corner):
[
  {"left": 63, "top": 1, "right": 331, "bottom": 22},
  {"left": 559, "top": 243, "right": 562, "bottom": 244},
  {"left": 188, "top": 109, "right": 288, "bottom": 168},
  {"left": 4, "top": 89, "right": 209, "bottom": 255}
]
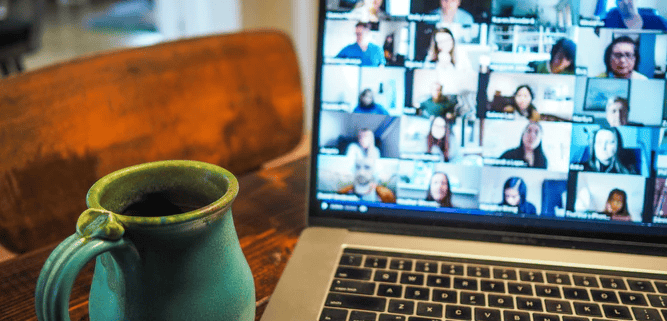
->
[{"left": 35, "top": 160, "right": 255, "bottom": 321}]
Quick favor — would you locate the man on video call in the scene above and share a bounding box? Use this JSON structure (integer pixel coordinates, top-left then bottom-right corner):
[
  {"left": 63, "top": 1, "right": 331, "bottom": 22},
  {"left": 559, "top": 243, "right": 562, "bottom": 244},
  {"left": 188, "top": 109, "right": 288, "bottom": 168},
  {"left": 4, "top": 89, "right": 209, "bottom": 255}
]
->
[
  {"left": 604, "top": 0, "right": 667, "bottom": 30},
  {"left": 338, "top": 156, "right": 396, "bottom": 203},
  {"left": 336, "top": 22, "right": 386, "bottom": 66}
]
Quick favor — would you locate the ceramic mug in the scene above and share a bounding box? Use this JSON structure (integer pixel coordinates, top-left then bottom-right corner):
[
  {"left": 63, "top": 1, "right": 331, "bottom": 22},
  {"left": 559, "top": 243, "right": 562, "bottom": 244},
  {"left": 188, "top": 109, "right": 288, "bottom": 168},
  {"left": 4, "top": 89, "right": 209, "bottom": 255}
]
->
[{"left": 35, "top": 160, "right": 255, "bottom": 321}]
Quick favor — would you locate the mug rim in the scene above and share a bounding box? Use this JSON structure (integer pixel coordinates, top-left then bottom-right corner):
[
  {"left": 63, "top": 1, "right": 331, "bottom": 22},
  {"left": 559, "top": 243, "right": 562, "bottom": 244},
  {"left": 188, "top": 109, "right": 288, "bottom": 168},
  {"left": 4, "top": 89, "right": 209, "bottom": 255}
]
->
[{"left": 86, "top": 160, "right": 239, "bottom": 226}]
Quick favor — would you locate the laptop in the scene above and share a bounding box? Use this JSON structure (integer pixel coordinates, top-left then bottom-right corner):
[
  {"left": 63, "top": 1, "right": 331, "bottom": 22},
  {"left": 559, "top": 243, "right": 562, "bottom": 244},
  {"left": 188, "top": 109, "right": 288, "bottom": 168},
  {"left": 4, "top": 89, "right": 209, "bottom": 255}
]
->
[{"left": 261, "top": 0, "right": 667, "bottom": 320}]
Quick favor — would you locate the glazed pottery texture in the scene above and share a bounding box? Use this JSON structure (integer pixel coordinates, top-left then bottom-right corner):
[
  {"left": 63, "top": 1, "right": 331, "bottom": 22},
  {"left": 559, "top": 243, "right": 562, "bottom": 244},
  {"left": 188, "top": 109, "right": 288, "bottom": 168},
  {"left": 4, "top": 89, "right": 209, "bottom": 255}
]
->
[{"left": 35, "top": 160, "right": 255, "bottom": 321}]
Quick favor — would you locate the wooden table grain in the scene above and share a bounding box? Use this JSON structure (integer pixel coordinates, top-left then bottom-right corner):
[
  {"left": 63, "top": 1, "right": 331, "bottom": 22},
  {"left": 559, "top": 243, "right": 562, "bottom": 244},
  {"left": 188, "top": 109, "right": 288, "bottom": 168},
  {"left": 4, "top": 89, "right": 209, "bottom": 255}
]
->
[{"left": 0, "top": 157, "right": 308, "bottom": 321}]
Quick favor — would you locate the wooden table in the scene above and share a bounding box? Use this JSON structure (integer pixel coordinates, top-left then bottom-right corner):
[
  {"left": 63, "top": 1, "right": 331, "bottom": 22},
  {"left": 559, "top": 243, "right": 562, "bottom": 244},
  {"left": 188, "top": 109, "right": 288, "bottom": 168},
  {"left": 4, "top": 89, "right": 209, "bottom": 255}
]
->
[{"left": 0, "top": 157, "right": 308, "bottom": 321}]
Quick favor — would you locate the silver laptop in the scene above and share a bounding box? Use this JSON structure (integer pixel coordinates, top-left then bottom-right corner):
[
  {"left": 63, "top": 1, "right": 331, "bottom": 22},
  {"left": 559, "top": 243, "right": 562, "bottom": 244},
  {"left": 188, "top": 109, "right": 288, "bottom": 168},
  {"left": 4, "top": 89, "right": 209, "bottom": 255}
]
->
[{"left": 262, "top": 0, "right": 667, "bottom": 320}]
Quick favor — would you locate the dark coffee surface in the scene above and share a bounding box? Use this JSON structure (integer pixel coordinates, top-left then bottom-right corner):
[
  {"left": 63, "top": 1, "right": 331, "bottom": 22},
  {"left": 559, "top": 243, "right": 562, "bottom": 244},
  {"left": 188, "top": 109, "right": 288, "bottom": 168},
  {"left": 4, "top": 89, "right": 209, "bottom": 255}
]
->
[{"left": 121, "top": 190, "right": 214, "bottom": 216}]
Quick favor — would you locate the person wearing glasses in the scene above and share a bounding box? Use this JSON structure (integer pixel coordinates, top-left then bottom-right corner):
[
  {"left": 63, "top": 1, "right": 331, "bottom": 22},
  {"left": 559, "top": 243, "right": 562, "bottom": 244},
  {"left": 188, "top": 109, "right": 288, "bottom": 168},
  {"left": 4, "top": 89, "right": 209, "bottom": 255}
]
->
[{"left": 598, "top": 36, "right": 648, "bottom": 79}]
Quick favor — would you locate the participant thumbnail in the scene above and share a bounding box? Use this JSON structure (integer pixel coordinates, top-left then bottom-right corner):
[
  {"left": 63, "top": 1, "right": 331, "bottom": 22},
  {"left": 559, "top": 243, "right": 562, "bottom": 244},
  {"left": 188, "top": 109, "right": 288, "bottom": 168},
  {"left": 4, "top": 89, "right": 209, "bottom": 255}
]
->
[
  {"left": 326, "top": 0, "right": 411, "bottom": 22},
  {"left": 410, "top": 68, "right": 477, "bottom": 116},
  {"left": 484, "top": 72, "right": 576, "bottom": 121},
  {"left": 576, "top": 28, "right": 667, "bottom": 79},
  {"left": 478, "top": 167, "right": 568, "bottom": 216},
  {"left": 318, "top": 110, "right": 401, "bottom": 158},
  {"left": 360, "top": 66, "right": 406, "bottom": 115},
  {"left": 317, "top": 154, "right": 400, "bottom": 203},
  {"left": 399, "top": 115, "right": 481, "bottom": 163},
  {"left": 579, "top": 0, "right": 667, "bottom": 31},
  {"left": 490, "top": 0, "right": 578, "bottom": 28},
  {"left": 569, "top": 124, "right": 660, "bottom": 177},
  {"left": 572, "top": 171, "right": 645, "bottom": 223},
  {"left": 396, "top": 160, "right": 482, "bottom": 209},
  {"left": 482, "top": 119, "right": 572, "bottom": 173},
  {"left": 410, "top": 0, "right": 491, "bottom": 24},
  {"left": 321, "top": 65, "right": 361, "bottom": 112},
  {"left": 572, "top": 77, "right": 664, "bottom": 126},
  {"left": 653, "top": 177, "right": 667, "bottom": 223},
  {"left": 324, "top": 19, "right": 410, "bottom": 66}
]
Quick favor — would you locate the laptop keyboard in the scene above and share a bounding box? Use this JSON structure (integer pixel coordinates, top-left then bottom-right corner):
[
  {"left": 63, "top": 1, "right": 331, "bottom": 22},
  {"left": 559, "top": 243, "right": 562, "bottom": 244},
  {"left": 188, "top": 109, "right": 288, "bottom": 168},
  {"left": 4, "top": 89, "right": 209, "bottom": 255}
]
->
[{"left": 319, "top": 248, "right": 667, "bottom": 321}]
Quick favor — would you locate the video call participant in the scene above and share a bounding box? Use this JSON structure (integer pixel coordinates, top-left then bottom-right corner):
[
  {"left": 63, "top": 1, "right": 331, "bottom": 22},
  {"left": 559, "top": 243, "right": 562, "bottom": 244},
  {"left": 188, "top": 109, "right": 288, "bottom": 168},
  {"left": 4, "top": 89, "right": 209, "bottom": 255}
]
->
[
  {"left": 529, "top": 38, "right": 576, "bottom": 75},
  {"left": 598, "top": 36, "right": 647, "bottom": 79},
  {"left": 500, "top": 177, "right": 537, "bottom": 215},
  {"left": 426, "top": 27, "right": 475, "bottom": 95},
  {"left": 427, "top": 116, "right": 450, "bottom": 162},
  {"left": 602, "top": 188, "right": 632, "bottom": 221},
  {"left": 349, "top": 0, "right": 386, "bottom": 23},
  {"left": 336, "top": 22, "right": 386, "bottom": 66},
  {"left": 354, "top": 89, "right": 389, "bottom": 115},
  {"left": 603, "top": 97, "right": 631, "bottom": 127},
  {"left": 418, "top": 82, "right": 457, "bottom": 119},
  {"left": 426, "top": 172, "right": 453, "bottom": 207},
  {"left": 337, "top": 156, "right": 396, "bottom": 203},
  {"left": 581, "top": 127, "right": 637, "bottom": 174},
  {"left": 346, "top": 128, "right": 381, "bottom": 159},
  {"left": 604, "top": 0, "right": 667, "bottom": 31},
  {"left": 505, "top": 85, "right": 540, "bottom": 122},
  {"left": 430, "top": 0, "right": 474, "bottom": 25},
  {"left": 499, "top": 122, "right": 548, "bottom": 169}
]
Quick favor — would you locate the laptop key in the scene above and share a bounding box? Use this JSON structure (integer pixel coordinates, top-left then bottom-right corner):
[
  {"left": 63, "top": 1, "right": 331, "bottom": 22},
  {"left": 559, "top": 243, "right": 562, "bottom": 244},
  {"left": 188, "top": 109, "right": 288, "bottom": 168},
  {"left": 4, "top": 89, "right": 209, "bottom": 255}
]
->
[
  {"left": 591, "top": 290, "right": 619, "bottom": 303},
  {"left": 408, "top": 318, "right": 440, "bottom": 321},
  {"left": 573, "top": 302, "right": 603, "bottom": 317},
  {"left": 631, "top": 307, "right": 663, "bottom": 321},
  {"left": 468, "top": 266, "right": 491, "bottom": 278},
  {"left": 573, "top": 275, "right": 600, "bottom": 288},
  {"left": 349, "top": 310, "right": 378, "bottom": 321},
  {"left": 600, "top": 278, "right": 627, "bottom": 290},
  {"left": 602, "top": 304, "right": 632, "bottom": 320},
  {"left": 481, "top": 280, "right": 506, "bottom": 293},
  {"left": 405, "top": 286, "right": 429, "bottom": 300},
  {"left": 336, "top": 267, "right": 373, "bottom": 280},
  {"left": 379, "top": 314, "right": 406, "bottom": 321},
  {"left": 390, "top": 259, "right": 413, "bottom": 271},
  {"left": 416, "top": 302, "right": 443, "bottom": 318},
  {"left": 520, "top": 270, "right": 545, "bottom": 283},
  {"left": 545, "top": 299, "right": 573, "bottom": 314},
  {"left": 426, "top": 275, "right": 451, "bottom": 288},
  {"left": 340, "top": 254, "right": 363, "bottom": 266},
  {"left": 375, "top": 270, "right": 399, "bottom": 283},
  {"left": 415, "top": 261, "right": 438, "bottom": 273},
  {"left": 365, "top": 257, "right": 388, "bottom": 269},
  {"left": 388, "top": 299, "right": 414, "bottom": 315},
  {"left": 493, "top": 268, "right": 517, "bottom": 280},
  {"left": 325, "top": 293, "right": 386, "bottom": 312},
  {"left": 504, "top": 310, "right": 531, "bottom": 321},
  {"left": 454, "top": 277, "right": 478, "bottom": 290},
  {"left": 488, "top": 294, "right": 514, "bottom": 308},
  {"left": 628, "top": 280, "right": 656, "bottom": 293},
  {"left": 619, "top": 291, "right": 648, "bottom": 306},
  {"left": 445, "top": 305, "right": 472, "bottom": 320},
  {"left": 331, "top": 279, "right": 376, "bottom": 295},
  {"left": 377, "top": 284, "right": 402, "bottom": 298},
  {"left": 441, "top": 263, "right": 464, "bottom": 276},
  {"left": 648, "top": 294, "right": 667, "bottom": 308},
  {"left": 517, "top": 297, "right": 544, "bottom": 311},
  {"left": 475, "top": 307, "right": 502, "bottom": 321},
  {"left": 509, "top": 282, "right": 534, "bottom": 295},
  {"left": 432, "top": 289, "right": 457, "bottom": 303},
  {"left": 400, "top": 273, "right": 424, "bottom": 286},
  {"left": 563, "top": 287, "right": 591, "bottom": 301},
  {"left": 460, "top": 291, "right": 486, "bottom": 306},
  {"left": 533, "top": 313, "right": 561, "bottom": 321},
  {"left": 536, "top": 285, "right": 562, "bottom": 298},
  {"left": 656, "top": 282, "right": 667, "bottom": 294},
  {"left": 546, "top": 273, "right": 572, "bottom": 285},
  {"left": 320, "top": 307, "right": 349, "bottom": 321},
  {"left": 561, "top": 317, "right": 589, "bottom": 321}
]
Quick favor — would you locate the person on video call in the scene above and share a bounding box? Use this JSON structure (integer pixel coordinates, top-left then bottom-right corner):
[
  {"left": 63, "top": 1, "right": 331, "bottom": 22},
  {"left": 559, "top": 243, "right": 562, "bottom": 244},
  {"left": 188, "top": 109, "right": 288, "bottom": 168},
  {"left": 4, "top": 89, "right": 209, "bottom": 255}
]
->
[
  {"left": 427, "top": 116, "right": 450, "bottom": 162},
  {"left": 426, "top": 28, "right": 475, "bottom": 95},
  {"left": 604, "top": 0, "right": 667, "bottom": 30},
  {"left": 337, "top": 156, "right": 396, "bottom": 203},
  {"left": 354, "top": 89, "right": 389, "bottom": 115},
  {"left": 336, "top": 22, "right": 386, "bottom": 66},
  {"left": 418, "top": 82, "right": 457, "bottom": 119},
  {"left": 430, "top": 0, "right": 474, "bottom": 25},
  {"left": 598, "top": 36, "right": 647, "bottom": 79},
  {"left": 504, "top": 85, "right": 540, "bottom": 121},
  {"left": 530, "top": 38, "right": 576, "bottom": 74},
  {"left": 500, "top": 122, "right": 548, "bottom": 169},
  {"left": 500, "top": 177, "right": 537, "bottom": 215},
  {"left": 582, "top": 127, "right": 637, "bottom": 174},
  {"left": 346, "top": 128, "right": 381, "bottom": 160},
  {"left": 349, "top": 0, "right": 386, "bottom": 22},
  {"left": 426, "top": 172, "right": 453, "bottom": 207},
  {"left": 602, "top": 188, "right": 633, "bottom": 221},
  {"left": 603, "top": 97, "right": 632, "bottom": 127}
]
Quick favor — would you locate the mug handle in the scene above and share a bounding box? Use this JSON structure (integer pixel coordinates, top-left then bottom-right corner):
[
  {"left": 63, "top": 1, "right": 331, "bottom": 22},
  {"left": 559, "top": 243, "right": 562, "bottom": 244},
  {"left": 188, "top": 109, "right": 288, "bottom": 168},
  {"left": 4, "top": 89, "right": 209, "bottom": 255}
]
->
[{"left": 35, "top": 208, "right": 135, "bottom": 321}]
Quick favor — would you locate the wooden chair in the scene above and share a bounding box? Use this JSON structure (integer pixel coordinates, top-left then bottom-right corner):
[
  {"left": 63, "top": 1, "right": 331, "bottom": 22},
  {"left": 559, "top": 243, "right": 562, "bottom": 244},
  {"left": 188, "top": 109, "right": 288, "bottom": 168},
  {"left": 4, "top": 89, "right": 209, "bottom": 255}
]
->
[{"left": 0, "top": 30, "right": 304, "bottom": 254}]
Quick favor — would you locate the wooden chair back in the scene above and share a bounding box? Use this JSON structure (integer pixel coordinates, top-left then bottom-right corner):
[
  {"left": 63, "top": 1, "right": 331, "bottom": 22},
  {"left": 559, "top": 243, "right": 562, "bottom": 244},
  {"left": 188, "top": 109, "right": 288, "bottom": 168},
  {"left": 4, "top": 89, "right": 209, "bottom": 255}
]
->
[{"left": 0, "top": 30, "right": 303, "bottom": 253}]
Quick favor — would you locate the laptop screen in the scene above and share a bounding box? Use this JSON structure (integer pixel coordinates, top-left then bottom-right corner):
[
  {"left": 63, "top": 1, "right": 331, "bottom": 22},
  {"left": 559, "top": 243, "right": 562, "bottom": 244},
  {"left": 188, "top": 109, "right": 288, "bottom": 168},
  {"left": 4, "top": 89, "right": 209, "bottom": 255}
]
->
[{"left": 309, "top": 0, "right": 667, "bottom": 242}]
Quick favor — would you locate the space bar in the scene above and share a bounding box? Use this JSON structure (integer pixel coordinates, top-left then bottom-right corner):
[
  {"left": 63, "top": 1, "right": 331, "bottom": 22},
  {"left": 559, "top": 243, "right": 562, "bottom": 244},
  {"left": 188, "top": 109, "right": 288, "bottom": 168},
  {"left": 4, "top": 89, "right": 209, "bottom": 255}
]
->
[{"left": 325, "top": 293, "right": 387, "bottom": 312}]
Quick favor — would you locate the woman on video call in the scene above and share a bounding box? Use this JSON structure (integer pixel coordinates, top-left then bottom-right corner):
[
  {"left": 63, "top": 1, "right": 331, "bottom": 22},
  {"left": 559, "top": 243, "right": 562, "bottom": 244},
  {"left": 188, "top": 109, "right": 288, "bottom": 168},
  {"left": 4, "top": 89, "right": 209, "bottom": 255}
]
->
[
  {"left": 426, "top": 116, "right": 450, "bottom": 162},
  {"left": 507, "top": 85, "right": 540, "bottom": 121},
  {"left": 582, "top": 127, "right": 637, "bottom": 174},
  {"left": 500, "top": 177, "right": 537, "bottom": 215},
  {"left": 500, "top": 122, "right": 548, "bottom": 169},
  {"left": 426, "top": 28, "right": 475, "bottom": 95},
  {"left": 603, "top": 188, "right": 632, "bottom": 222},
  {"left": 426, "top": 172, "right": 453, "bottom": 207}
]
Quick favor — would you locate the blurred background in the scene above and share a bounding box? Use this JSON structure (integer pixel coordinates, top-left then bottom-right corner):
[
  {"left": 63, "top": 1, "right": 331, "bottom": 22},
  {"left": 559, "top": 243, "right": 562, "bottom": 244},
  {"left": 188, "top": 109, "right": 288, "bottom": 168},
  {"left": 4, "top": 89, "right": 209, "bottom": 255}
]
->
[{"left": 0, "top": 0, "right": 318, "bottom": 133}]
